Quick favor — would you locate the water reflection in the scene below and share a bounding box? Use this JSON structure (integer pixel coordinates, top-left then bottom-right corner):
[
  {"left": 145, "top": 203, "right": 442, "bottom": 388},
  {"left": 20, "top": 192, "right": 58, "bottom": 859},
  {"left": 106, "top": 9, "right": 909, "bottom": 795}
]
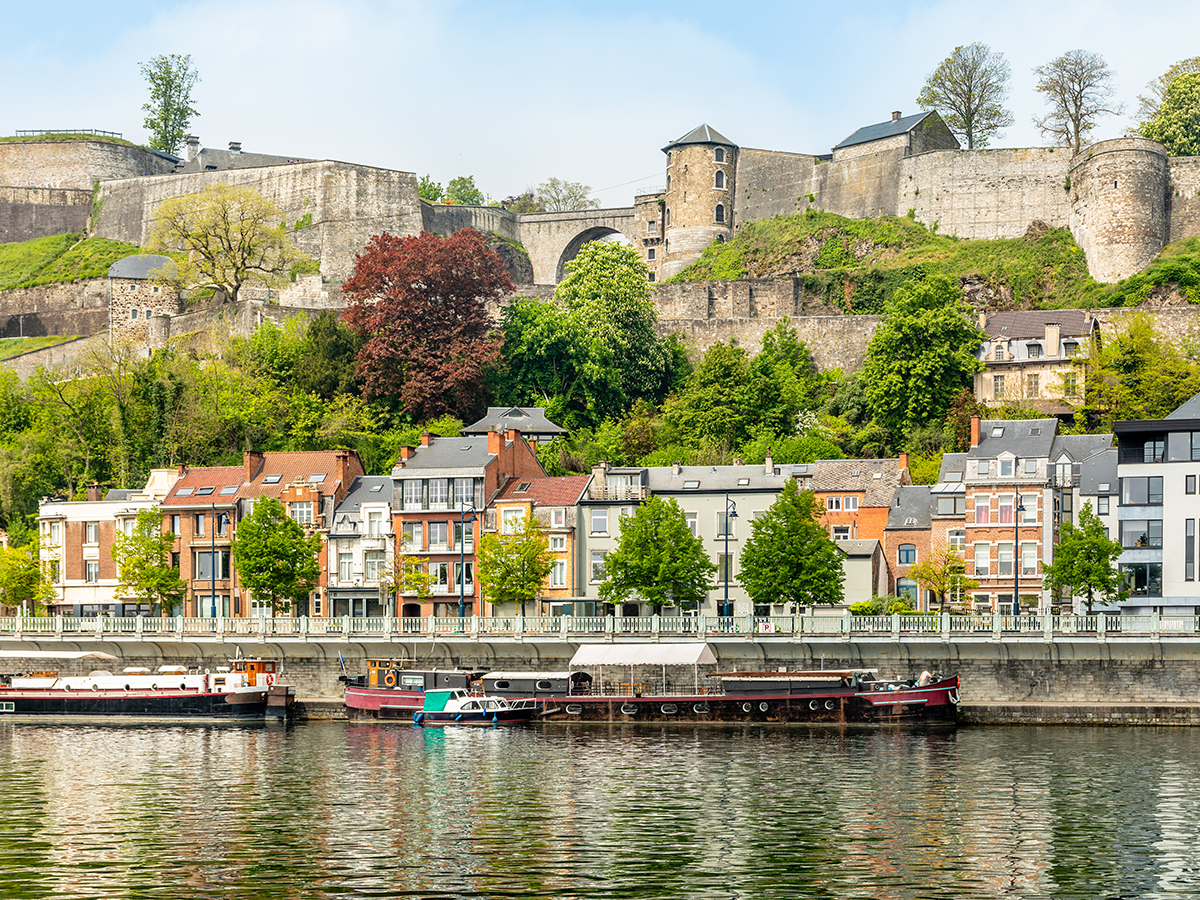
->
[{"left": 2, "top": 722, "right": 1200, "bottom": 898}]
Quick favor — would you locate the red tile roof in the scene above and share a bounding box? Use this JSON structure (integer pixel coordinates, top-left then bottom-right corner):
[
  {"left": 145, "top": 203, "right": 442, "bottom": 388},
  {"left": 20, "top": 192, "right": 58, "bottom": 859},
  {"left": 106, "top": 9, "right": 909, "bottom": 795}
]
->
[
  {"left": 163, "top": 451, "right": 364, "bottom": 506},
  {"left": 493, "top": 476, "right": 590, "bottom": 507}
]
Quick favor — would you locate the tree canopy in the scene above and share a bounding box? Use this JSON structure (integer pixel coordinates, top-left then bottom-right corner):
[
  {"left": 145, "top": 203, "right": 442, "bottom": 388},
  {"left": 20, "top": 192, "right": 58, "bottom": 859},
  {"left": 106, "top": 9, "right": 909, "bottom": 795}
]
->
[
  {"left": 908, "top": 545, "right": 979, "bottom": 611},
  {"left": 862, "top": 274, "right": 984, "bottom": 434},
  {"left": 445, "top": 175, "right": 485, "bottom": 206},
  {"left": 1033, "top": 50, "right": 1122, "bottom": 154},
  {"left": 1139, "top": 72, "right": 1200, "bottom": 157},
  {"left": 418, "top": 175, "right": 444, "bottom": 203},
  {"left": 1136, "top": 56, "right": 1200, "bottom": 124},
  {"left": 599, "top": 496, "right": 716, "bottom": 611},
  {"left": 140, "top": 53, "right": 200, "bottom": 155},
  {"left": 477, "top": 513, "right": 552, "bottom": 616},
  {"left": 0, "top": 541, "right": 53, "bottom": 616},
  {"left": 341, "top": 229, "right": 510, "bottom": 421},
  {"left": 916, "top": 43, "right": 1014, "bottom": 149},
  {"left": 113, "top": 506, "right": 186, "bottom": 614},
  {"left": 147, "top": 182, "right": 310, "bottom": 302},
  {"left": 738, "top": 481, "right": 844, "bottom": 609},
  {"left": 534, "top": 177, "right": 599, "bottom": 212},
  {"left": 1043, "top": 501, "right": 1125, "bottom": 613},
  {"left": 231, "top": 497, "right": 321, "bottom": 615}
]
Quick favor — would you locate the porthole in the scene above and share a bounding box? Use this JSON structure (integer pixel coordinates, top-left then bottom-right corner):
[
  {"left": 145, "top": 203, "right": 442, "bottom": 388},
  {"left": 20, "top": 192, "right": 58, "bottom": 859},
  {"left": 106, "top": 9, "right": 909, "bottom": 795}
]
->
[
  {"left": 566, "top": 704, "right": 583, "bottom": 715},
  {"left": 758, "top": 701, "right": 769, "bottom": 713},
  {"left": 825, "top": 699, "right": 836, "bottom": 710},
  {"left": 536, "top": 680, "right": 553, "bottom": 690},
  {"left": 693, "top": 703, "right": 711, "bottom": 714},
  {"left": 620, "top": 703, "right": 638, "bottom": 716},
  {"left": 809, "top": 699, "right": 820, "bottom": 711},
  {"left": 741, "top": 702, "right": 753, "bottom": 713},
  {"left": 661, "top": 703, "right": 678, "bottom": 715},
  {"left": 495, "top": 681, "right": 510, "bottom": 689}
]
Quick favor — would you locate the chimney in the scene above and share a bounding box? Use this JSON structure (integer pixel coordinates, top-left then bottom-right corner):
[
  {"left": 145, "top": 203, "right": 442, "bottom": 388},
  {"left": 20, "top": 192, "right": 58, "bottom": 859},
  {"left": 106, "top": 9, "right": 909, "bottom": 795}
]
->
[
  {"left": 733, "top": 457, "right": 744, "bottom": 466},
  {"left": 591, "top": 461, "right": 609, "bottom": 490},
  {"left": 185, "top": 135, "right": 199, "bottom": 162},
  {"left": 970, "top": 416, "right": 981, "bottom": 448},
  {"left": 892, "top": 110, "right": 902, "bottom": 122},
  {"left": 764, "top": 448, "right": 774, "bottom": 476},
  {"left": 177, "top": 464, "right": 186, "bottom": 476},
  {"left": 228, "top": 141, "right": 242, "bottom": 153},
  {"left": 86, "top": 484, "right": 103, "bottom": 502},
  {"left": 672, "top": 461, "right": 682, "bottom": 476},
  {"left": 977, "top": 310, "right": 988, "bottom": 329},
  {"left": 898, "top": 452, "right": 909, "bottom": 472},
  {"left": 1045, "top": 322, "right": 1061, "bottom": 355},
  {"left": 487, "top": 429, "right": 502, "bottom": 455},
  {"left": 420, "top": 430, "right": 432, "bottom": 447},
  {"left": 398, "top": 445, "right": 415, "bottom": 462},
  {"left": 243, "top": 450, "right": 264, "bottom": 484},
  {"left": 334, "top": 450, "right": 351, "bottom": 487},
  {"left": 510, "top": 429, "right": 521, "bottom": 447}
]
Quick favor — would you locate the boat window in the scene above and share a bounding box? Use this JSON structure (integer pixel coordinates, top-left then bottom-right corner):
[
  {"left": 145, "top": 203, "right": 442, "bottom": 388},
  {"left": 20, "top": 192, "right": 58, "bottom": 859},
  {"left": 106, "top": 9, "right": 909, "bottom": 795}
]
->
[
  {"left": 401, "top": 676, "right": 424, "bottom": 687},
  {"left": 495, "top": 681, "right": 510, "bottom": 689},
  {"left": 462, "top": 701, "right": 478, "bottom": 710},
  {"left": 536, "top": 681, "right": 553, "bottom": 690}
]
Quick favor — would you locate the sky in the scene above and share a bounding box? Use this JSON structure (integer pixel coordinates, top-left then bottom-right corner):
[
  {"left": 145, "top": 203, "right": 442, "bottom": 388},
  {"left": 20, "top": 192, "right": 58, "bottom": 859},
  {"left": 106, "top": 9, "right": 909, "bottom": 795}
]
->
[{"left": 4, "top": 1, "right": 1198, "bottom": 207}]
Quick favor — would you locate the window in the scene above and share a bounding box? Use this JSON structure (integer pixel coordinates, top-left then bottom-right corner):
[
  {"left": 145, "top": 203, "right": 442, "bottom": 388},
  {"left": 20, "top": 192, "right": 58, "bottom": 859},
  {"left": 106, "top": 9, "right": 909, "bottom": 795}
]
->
[
  {"left": 217, "top": 512, "right": 229, "bottom": 535},
  {"left": 896, "top": 578, "right": 918, "bottom": 602},
  {"left": 454, "top": 561, "right": 474, "bottom": 590},
  {"left": 550, "top": 508, "right": 566, "bottom": 528},
  {"left": 195, "top": 514, "right": 205, "bottom": 537},
  {"left": 428, "top": 561, "right": 448, "bottom": 591},
  {"left": 549, "top": 535, "right": 567, "bottom": 552},
  {"left": 170, "top": 515, "right": 180, "bottom": 535},
  {"left": 844, "top": 496, "right": 859, "bottom": 512},
  {"left": 1064, "top": 341, "right": 1078, "bottom": 357},
  {"left": 717, "top": 511, "right": 735, "bottom": 537},
  {"left": 501, "top": 508, "right": 524, "bottom": 535},
  {"left": 715, "top": 204, "right": 725, "bottom": 223},
  {"left": 1025, "top": 459, "right": 1038, "bottom": 475},
  {"left": 452, "top": 478, "right": 475, "bottom": 509},
  {"left": 978, "top": 460, "right": 991, "bottom": 477},
  {"left": 130, "top": 308, "right": 138, "bottom": 319},
  {"left": 363, "top": 510, "right": 383, "bottom": 537},
  {"left": 1026, "top": 343, "right": 1042, "bottom": 359},
  {"left": 998, "top": 495, "right": 1014, "bottom": 525},
  {"left": 1121, "top": 476, "right": 1164, "bottom": 505},
  {"left": 591, "top": 508, "right": 608, "bottom": 535},
  {"left": 1097, "top": 495, "right": 1110, "bottom": 515},
  {"left": 974, "top": 543, "right": 990, "bottom": 576},
  {"left": 1188, "top": 519, "right": 1195, "bottom": 582},
  {"left": 220, "top": 485, "right": 237, "bottom": 495},
  {"left": 400, "top": 521, "right": 423, "bottom": 552},
  {"left": 364, "top": 550, "right": 385, "bottom": 581},
  {"left": 85, "top": 522, "right": 99, "bottom": 544},
  {"left": 646, "top": 220, "right": 656, "bottom": 234},
  {"left": 313, "top": 594, "right": 322, "bottom": 616},
  {"left": 453, "top": 521, "right": 473, "bottom": 551},
  {"left": 403, "top": 480, "right": 423, "bottom": 510},
  {"left": 428, "top": 479, "right": 449, "bottom": 510},
  {"left": 993, "top": 375, "right": 1005, "bottom": 398},
  {"left": 997, "top": 543, "right": 1014, "bottom": 577},
  {"left": 338, "top": 552, "right": 352, "bottom": 581},
  {"left": 550, "top": 560, "right": 567, "bottom": 588},
  {"left": 717, "top": 554, "right": 733, "bottom": 584},
  {"left": 685, "top": 511, "right": 698, "bottom": 537},
  {"left": 827, "top": 497, "right": 842, "bottom": 512},
  {"left": 994, "top": 345, "right": 1004, "bottom": 360},
  {"left": 1120, "top": 562, "right": 1162, "bottom": 597},
  {"left": 1062, "top": 372, "right": 1078, "bottom": 397},
  {"left": 1189, "top": 476, "right": 1197, "bottom": 495},
  {"left": 1020, "top": 495, "right": 1037, "bottom": 524},
  {"left": 999, "top": 459, "right": 1014, "bottom": 478},
  {"left": 974, "top": 497, "right": 990, "bottom": 524},
  {"left": 832, "top": 526, "right": 850, "bottom": 541},
  {"left": 48, "top": 559, "right": 60, "bottom": 583},
  {"left": 714, "top": 171, "right": 725, "bottom": 189},
  {"left": 288, "top": 502, "right": 313, "bottom": 525},
  {"left": 195, "top": 486, "right": 214, "bottom": 497},
  {"left": 647, "top": 248, "right": 655, "bottom": 260},
  {"left": 937, "top": 495, "right": 966, "bottom": 516},
  {"left": 428, "top": 521, "right": 449, "bottom": 551},
  {"left": 85, "top": 560, "right": 99, "bottom": 583},
  {"left": 897, "top": 544, "right": 917, "bottom": 565},
  {"left": 647, "top": 273, "right": 655, "bottom": 282},
  {"left": 715, "top": 147, "right": 725, "bottom": 162},
  {"left": 1142, "top": 440, "right": 1166, "bottom": 464},
  {"left": 1120, "top": 520, "right": 1163, "bottom": 548},
  {"left": 1021, "top": 542, "right": 1037, "bottom": 576},
  {"left": 590, "top": 550, "right": 607, "bottom": 582},
  {"left": 665, "top": 207, "right": 670, "bottom": 225},
  {"left": 947, "top": 529, "right": 966, "bottom": 551},
  {"left": 194, "top": 550, "right": 231, "bottom": 580}
]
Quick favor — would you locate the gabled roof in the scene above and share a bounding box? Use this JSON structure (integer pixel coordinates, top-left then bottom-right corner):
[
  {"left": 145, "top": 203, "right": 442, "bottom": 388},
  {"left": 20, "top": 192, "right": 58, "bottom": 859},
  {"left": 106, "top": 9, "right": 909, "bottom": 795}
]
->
[
  {"left": 175, "top": 147, "right": 309, "bottom": 173},
  {"left": 886, "top": 485, "right": 933, "bottom": 530},
  {"left": 967, "top": 419, "right": 1060, "bottom": 460},
  {"left": 493, "top": 476, "right": 590, "bottom": 507},
  {"left": 938, "top": 452, "right": 968, "bottom": 484},
  {"left": 1167, "top": 391, "right": 1200, "bottom": 420},
  {"left": 663, "top": 123, "right": 736, "bottom": 152},
  {"left": 811, "top": 459, "right": 909, "bottom": 506},
  {"left": 108, "top": 254, "right": 177, "bottom": 280},
  {"left": 645, "top": 465, "right": 790, "bottom": 494},
  {"left": 390, "top": 436, "right": 495, "bottom": 476},
  {"left": 462, "top": 407, "right": 566, "bottom": 437},
  {"left": 1050, "top": 432, "right": 1113, "bottom": 463},
  {"left": 1078, "top": 447, "right": 1117, "bottom": 496},
  {"left": 832, "top": 111, "right": 940, "bottom": 150},
  {"left": 839, "top": 539, "right": 880, "bottom": 558},
  {"left": 163, "top": 451, "right": 361, "bottom": 506},
  {"left": 983, "top": 310, "right": 1095, "bottom": 340}
]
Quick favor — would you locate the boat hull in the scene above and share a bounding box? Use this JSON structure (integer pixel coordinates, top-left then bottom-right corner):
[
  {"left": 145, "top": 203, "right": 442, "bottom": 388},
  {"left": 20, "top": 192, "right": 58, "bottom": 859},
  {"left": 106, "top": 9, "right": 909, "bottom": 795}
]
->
[
  {"left": 414, "top": 708, "right": 535, "bottom": 727},
  {"left": 0, "top": 688, "right": 273, "bottom": 720},
  {"left": 344, "top": 685, "right": 426, "bottom": 719}
]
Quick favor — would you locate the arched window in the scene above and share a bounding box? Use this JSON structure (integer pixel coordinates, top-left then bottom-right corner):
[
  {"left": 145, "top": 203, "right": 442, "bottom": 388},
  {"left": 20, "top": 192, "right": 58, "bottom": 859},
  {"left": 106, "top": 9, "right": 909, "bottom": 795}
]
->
[
  {"left": 715, "top": 204, "right": 724, "bottom": 223},
  {"left": 714, "top": 170, "right": 725, "bottom": 189},
  {"left": 715, "top": 148, "right": 725, "bottom": 162},
  {"left": 665, "top": 208, "right": 671, "bottom": 226},
  {"left": 667, "top": 151, "right": 672, "bottom": 165},
  {"left": 666, "top": 174, "right": 671, "bottom": 190},
  {"left": 898, "top": 544, "right": 917, "bottom": 565}
]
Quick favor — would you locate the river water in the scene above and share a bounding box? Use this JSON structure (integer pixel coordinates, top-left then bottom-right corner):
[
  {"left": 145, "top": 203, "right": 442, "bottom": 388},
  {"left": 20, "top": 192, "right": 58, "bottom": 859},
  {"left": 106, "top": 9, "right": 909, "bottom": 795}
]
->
[{"left": 1, "top": 721, "right": 1198, "bottom": 899}]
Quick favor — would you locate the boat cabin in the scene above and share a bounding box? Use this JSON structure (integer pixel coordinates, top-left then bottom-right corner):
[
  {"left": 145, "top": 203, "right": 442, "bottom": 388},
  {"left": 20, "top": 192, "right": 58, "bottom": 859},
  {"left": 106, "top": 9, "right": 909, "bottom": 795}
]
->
[
  {"left": 231, "top": 659, "right": 278, "bottom": 688},
  {"left": 363, "top": 660, "right": 482, "bottom": 691},
  {"left": 482, "top": 671, "right": 593, "bottom": 697}
]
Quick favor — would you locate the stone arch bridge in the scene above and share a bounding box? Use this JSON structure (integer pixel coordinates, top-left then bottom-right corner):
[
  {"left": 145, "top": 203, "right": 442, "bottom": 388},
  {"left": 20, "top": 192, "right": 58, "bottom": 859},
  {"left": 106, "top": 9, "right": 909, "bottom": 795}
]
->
[{"left": 516, "top": 208, "right": 637, "bottom": 284}]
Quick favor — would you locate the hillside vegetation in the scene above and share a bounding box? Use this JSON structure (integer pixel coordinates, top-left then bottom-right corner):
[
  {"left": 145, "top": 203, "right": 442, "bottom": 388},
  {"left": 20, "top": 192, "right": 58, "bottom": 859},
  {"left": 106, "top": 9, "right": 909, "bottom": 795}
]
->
[
  {"left": 0, "top": 133, "right": 140, "bottom": 147},
  {"left": 0, "top": 234, "right": 144, "bottom": 290},
  {"left": 668, "top": 211, "right": 1200, "bottom": 312}
]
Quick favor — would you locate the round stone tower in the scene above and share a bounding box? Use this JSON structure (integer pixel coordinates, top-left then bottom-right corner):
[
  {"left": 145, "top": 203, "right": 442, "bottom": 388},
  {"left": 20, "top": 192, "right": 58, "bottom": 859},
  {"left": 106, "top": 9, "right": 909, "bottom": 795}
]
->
[
  {"left": 660, "top": 124, "right": 737, "bottom": 279},
  {"left": 1069, "top": 137, "right": 1170, "bottom": 283}
]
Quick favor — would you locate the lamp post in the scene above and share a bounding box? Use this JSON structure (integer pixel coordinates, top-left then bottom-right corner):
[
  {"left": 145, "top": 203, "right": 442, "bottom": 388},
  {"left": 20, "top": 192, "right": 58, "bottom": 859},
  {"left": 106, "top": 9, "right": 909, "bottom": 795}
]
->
[
  {"left": 458, "top": 505, "right": 477, "bottom": 619},
  {"left": 210, "top": 502, "right": 217, "bottom": 619},
  {"left": 722, "top": 494, "right": 738, "bottom": 617},
  {"left": 1014, "top": 488, "right": 1024, "bottom": 619}
]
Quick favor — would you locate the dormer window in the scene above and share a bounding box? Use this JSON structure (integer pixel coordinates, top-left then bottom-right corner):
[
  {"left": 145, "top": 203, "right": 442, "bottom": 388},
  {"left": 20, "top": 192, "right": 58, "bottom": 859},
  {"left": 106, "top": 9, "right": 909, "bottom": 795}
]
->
[
  {"left": 999, "top": 458, "right": 1014, "bottom": 477},
  {"left": 1027, "top": 343, "right": 1042, "bottom": 359},
  {"left": 994, "top": 346, "right": 1004, "bottom": 360}
]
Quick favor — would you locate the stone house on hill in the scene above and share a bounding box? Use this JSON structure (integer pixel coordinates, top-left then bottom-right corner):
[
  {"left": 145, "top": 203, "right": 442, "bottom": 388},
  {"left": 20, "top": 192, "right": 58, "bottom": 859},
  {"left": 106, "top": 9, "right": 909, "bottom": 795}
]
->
[
  {"left": 108, "top": 254, "right": 182, "bottom": 349},
  {"left": 462, "top": 407, "right": 567, "bottom": 447},
  {"left": 831, "top": 110, "right": 959, "bottom": 162},
  {"left": 976, "top": 310, "right": 1098, "bottom": 414}
]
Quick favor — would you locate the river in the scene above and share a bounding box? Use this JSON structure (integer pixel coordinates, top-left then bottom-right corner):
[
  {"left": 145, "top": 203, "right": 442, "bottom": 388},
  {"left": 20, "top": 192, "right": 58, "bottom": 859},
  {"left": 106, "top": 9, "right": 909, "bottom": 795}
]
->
[{"left": 1, "top": 721, "right": 1197, "bottom": 899}]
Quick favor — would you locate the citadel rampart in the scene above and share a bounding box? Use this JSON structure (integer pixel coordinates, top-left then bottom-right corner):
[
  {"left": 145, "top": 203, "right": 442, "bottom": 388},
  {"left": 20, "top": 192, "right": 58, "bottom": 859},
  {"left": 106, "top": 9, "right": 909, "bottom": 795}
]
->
[
  {"left": 0, "top": 138, "right": 177, "bottom": 189},
  {"left": 0, "top": 186, "right": 91, "bottom": 242}
]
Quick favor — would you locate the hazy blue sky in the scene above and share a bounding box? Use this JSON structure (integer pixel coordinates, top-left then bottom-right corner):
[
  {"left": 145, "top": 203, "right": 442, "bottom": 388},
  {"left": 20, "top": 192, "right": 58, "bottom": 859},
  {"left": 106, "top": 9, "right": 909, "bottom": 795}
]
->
[{"left": 5, "top": 1, "right": 1196, "bottom": 205}]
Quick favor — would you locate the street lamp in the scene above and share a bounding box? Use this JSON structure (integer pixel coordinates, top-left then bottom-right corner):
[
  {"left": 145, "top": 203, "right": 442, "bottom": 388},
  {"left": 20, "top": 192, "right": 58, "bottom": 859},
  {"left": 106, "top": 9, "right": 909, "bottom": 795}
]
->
[
  {"left": 458, "top": 505, "right": 477, "bottom": 619},
  {"left": 1014, "top": 488, "right": 1025, "bottom": 619},
  {"left": 722, "top": 494, "right": 738, "bottom": 618}
]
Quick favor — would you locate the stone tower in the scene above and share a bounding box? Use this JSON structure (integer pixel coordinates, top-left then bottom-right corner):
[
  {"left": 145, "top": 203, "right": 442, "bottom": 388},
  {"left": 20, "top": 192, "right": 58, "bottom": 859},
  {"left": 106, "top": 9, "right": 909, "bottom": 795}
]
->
[{"left": 659, "top": 124, "right": 737, "bottom": 279}]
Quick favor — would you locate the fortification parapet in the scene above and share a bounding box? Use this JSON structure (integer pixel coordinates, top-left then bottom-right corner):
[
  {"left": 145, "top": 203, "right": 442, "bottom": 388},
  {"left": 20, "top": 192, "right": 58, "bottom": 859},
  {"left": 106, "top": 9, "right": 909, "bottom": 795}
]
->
[
  {"left": 1070, "top": 138, "right": 1169, "bottom": 283},
  {"left": 0, "top": 139, "right": 177, "bottom": 190}
]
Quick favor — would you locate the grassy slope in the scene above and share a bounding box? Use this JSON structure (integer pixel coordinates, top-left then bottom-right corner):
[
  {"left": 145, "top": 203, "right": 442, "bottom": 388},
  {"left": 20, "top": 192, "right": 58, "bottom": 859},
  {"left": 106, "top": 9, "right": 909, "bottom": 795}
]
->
[
  {"left": 0, "top": 133, "right": 140, "bottom": 147},
  {"left": 0, "top": 336, "right": 78, "bottom": 359},
  {"left": 0, "top": 234, "right": 144, "bottom": 290},
  {"left": 668, "top": 211, "right": 1200, "bottom": 311}
]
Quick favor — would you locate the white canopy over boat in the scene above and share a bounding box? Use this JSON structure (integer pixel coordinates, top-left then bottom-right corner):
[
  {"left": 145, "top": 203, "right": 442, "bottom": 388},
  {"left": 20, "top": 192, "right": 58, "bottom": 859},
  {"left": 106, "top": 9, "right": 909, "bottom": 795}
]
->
[
  {"left": 569, "top": 644, "right": 717, "bottom": 667},
  {"left": 0, "top": 650, "right": 118, "bottom": 660}
]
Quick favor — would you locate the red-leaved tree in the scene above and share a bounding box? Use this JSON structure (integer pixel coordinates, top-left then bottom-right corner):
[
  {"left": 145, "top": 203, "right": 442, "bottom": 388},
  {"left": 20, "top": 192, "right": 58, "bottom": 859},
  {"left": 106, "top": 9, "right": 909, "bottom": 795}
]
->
[{"left": 341, "top": 229, "right": 511, "bottom": 420}]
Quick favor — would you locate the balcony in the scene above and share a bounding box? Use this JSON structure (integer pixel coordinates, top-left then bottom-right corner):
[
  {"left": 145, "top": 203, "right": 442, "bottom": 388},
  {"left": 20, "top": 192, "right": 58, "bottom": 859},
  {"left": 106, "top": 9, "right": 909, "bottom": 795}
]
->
[{"left": 589, "top": 486, "right": 648, "bottom": 502}]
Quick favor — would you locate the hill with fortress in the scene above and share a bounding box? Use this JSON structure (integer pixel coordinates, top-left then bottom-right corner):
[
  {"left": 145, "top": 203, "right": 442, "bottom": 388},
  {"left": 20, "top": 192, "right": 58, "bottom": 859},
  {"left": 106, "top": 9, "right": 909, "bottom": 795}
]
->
[{"left": 2, "top": 111, "right": 1200, "bottom": 376}]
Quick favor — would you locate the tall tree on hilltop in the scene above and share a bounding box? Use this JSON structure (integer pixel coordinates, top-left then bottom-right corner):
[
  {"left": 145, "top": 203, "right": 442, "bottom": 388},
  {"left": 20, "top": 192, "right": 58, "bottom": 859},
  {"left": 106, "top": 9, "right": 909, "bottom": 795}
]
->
[
  {"left": 444, "top": 176, "right": 485, "bottom": 206},
  {"left": 147, "top": 182, "right": 310, "bottom": 302},
  {"left": 341, "top": 229, "right": 509, "bottom": 421},
  {"left": 1033, "top": 50, "right": 1123, "bottom": 154},
  {"left": 140, "top": 53, "right": 201, "bottom": 155},
  {"left": 916, "top": 43, "right": 1014, "bottom": 149}
]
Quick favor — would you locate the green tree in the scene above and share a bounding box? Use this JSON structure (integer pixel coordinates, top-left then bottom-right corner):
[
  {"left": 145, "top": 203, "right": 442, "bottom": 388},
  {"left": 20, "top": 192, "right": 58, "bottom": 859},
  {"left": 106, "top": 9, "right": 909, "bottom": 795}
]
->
[
  {"left": 534, "top": 177, "right": 600, "bottom": 211},
  {"left": 113, "top": 506, "right": 186, "bottom": 615},
  {"left": 418, "top": 174, "right": 444, "bottom": 202},
  {"left": 147, "top": 182, "right": 310, "bottom": 302},
  {"left": 599, "top": 496, "right": 716, "bottom": 612},
  {"left": 1136, "top": 56, "right": 1200, "bottom": 123},
  {"left": 739, "top": 481, "right": 845, "bottom": 609},
  {"left": 1139, "top": 72, "right": 1200, "bottom": 157},
  {"left": 0, "top": 541, "right": 54, "bottom": 615},
  {"left": 140, "top": 53, "right": 201, "bottom": 154},
  {"left": 1033, "top": 50, "right": 1123, "bottom": 154},
  {"left": 909, "top": 545, "right": 979, "bottom": 611},
  {"left": 294, "top": 310, "right": 362, "bottom": 399},
  {"left": 445, "top": 175, "right": 485, "bottom": 205},
  {"left": 477, "top": 513, "right": 553, "bottom": 616},
  {"left": 862, "top": 273, "right": 984, "bottom": 435},
  {"left": 1043, "top": 501, "right": 1125, "bottom": 614},
  {"left": 916, "top": 42, "right": 1014, "bottom": 149},
  {"left": 231, "top": 497, "right": 321, "bottom": 615}
]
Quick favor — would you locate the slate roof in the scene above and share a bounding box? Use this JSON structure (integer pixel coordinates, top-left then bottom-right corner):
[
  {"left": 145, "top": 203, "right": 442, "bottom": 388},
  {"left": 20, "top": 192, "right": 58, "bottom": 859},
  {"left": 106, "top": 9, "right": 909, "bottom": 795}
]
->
[
  {"left": 1167, "top": 391, "right": 1200, "bottom": 420},
  {"left": 163, "top": 450, "right": 360, "bottom": 506},
  {"left": 494, "top": 476, "right": 591, "bottom": 506},
  {"left": 330, "top": 476, "right": 392, "bottom": 536},
  {"left": 983, "top": 310, "right": 1094, "bottom": 340},
  {"left": 833, "top": 111, "right": 939, "bottom": 150},
  {"left": 885, "top": 485, "right": 933, "bottom": 530},
  {"left": 839, "top": 539, "right": 880, "bottom": 558},
  {"left": 390, "top": 436, "right": 496, "bottom": 477},
  {"left": 104, "top": 489, "right": 136, "bottom": 501},
  {"left": 663, "top": 123, "right": 736, "bottom": 152},
  {"left": 1078, "top": 448, "right": 1117, "bottom": 496},
  {"left": 967, "top": 419, "right": 1060, "bottom": 460},
  {"left": 645, "top": 465, "right": 792, "bottom": 494},
  {"left": 938, "top": 453, "right": 968, "bottom": 483},
  {"left": 175, "top": 147, "right": 309, "bottom": 173},
  {"left": 1051, "top": 432, "right": 1113, "bottom": 462},
  {"left": 811, "top": 459, "right": 908, "bottom": 506},
  {"left": 108, "top": 254, "right": 177, "bottom": 280},
  {"left": 462, "top": 407, "right": 566, "bottom": 437}
]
